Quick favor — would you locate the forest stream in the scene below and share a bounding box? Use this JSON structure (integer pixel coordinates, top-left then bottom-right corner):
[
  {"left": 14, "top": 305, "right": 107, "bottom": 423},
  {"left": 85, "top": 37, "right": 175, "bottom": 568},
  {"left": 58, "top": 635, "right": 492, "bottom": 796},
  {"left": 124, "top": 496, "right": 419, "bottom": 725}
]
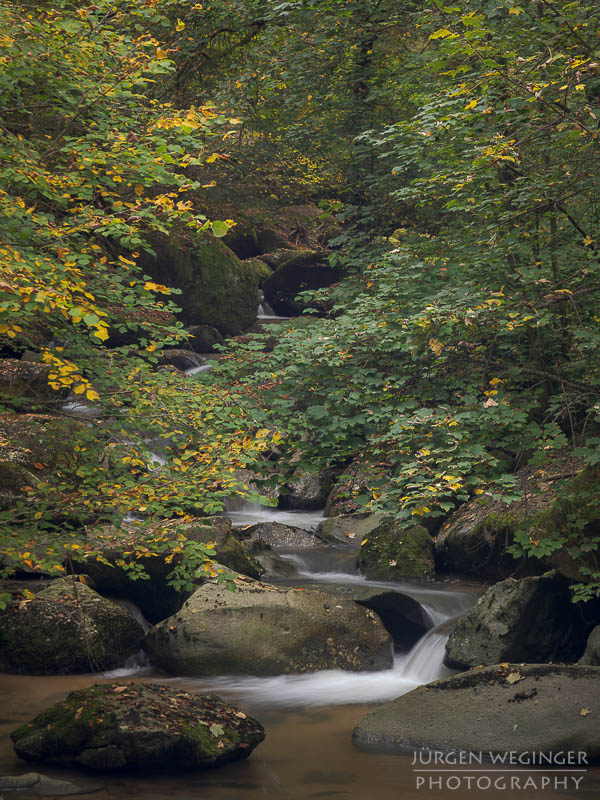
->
[{"left": 1, "top": 506, "right": 599, "bottom": 799}]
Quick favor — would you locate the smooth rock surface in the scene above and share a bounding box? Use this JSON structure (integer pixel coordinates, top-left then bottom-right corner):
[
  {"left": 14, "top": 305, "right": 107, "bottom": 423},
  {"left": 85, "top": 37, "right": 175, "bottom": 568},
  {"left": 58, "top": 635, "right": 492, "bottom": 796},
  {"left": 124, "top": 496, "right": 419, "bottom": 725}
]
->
[
  {"left": 11, "top": 683, "right": 265, "bottom": 771},
  {"left": 143, "top": 574, "right": 393, "bottom": 676},
  {"left": 353, "top": 663, "right": 600, "bottom": 760},
  {"left": 580, "top": 626, "right": 600, "bottom": 666}
]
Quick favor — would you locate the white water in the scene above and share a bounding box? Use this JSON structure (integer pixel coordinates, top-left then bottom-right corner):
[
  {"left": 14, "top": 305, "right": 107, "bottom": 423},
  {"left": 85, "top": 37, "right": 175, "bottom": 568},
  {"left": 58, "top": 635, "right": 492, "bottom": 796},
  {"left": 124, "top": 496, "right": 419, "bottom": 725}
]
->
[
  {"left": 184, "top": 362, "right": 214, "bottom": 376},
  {"left": 227, "top": 501, "right": 326, "bottom": 530}
]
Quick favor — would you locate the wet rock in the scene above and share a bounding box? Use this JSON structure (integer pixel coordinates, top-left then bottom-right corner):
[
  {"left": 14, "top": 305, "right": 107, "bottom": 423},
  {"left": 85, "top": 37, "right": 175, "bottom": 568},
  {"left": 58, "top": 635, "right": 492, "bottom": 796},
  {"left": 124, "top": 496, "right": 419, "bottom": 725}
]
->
[
  {"left": 241, "top": 539, "right": 298, "bottom": 578},
  {"left": 353, "top": 663, "right": 600, "bottom": 761},
  {"left": 157, "top": 348, "right": 205, "bottom": 371},
  {"left": 0, "top": 772, "right": 101, "bottom": 795},
  {"left": 358, "top": 519, "right": 435, "bottom": 581},
  {"left": 280, "top": 467, "right": 335, "bottom": 511},
  {"left": 317, "top": 514, "right": 383, "bottom": 549},
  {"left": 444, "top": 573, "right": 592, "bottom": 669},
  {"left": 75, "top": 517, "right": 262, "bottom": 623},
  {"left": 0, "top": 576, "right": 143, "bottom": 674},
  {"left": 580, "top": 626, "right": 600, "bottom": 665},
  {"left": 143, "top": 572, "right": 393, "bottom": 676},
  {"left": 11, "top": 683, "right": 265, "bottom": 771},
  {"left": 235, "top": 521, "right": 327, "bottom": 549}
]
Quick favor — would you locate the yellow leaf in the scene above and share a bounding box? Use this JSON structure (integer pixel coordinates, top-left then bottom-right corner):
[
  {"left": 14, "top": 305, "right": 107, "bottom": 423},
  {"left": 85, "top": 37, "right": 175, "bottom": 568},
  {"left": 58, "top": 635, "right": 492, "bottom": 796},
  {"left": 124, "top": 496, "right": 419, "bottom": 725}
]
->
[
  {"left": 255, "top": 428, "right": 270, "bottom": 439},
  {"left": 144, "top": 281, "right": 171, "bottom": 293},
  {"left": 86, "top": 389, "right": 100, "bottom": 402},
  {"left": 175, "top": 18, "right": 185, "bottom": 31},
  {"left": 575, "top": 84, "right": 585, "bottom": 91},
  {"left": 580, "top": 708, "right": 592, "bottom": 716},
  {"left": 509, "top": 7, "right": 523, "bottom": 14},
  {"left": 464, "top": 99, "right": 479, "bottom": 111},
  {"left": 73, "top": 384, "right": 86, "bottom": 395},
  {"left": 360, "top": 538, "right": 369, "bottom": 546},
  {"left": 93, "top": 328, "right": 109, "bottom": 341}
]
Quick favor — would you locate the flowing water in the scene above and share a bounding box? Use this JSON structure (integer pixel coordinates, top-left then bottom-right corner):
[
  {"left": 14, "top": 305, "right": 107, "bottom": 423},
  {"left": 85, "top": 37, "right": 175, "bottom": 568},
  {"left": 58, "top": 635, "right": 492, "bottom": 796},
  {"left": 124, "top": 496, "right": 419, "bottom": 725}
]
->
[{"left": 1, "top": 510, "right": 598, "bottom": 798}]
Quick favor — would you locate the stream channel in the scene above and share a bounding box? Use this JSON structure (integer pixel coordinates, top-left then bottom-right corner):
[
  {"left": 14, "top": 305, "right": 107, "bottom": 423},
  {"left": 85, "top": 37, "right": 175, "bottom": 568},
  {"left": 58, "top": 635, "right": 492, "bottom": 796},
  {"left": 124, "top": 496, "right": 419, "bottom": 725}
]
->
[{"left": 2, "top": 505, "right": 599, "bottom": 799}]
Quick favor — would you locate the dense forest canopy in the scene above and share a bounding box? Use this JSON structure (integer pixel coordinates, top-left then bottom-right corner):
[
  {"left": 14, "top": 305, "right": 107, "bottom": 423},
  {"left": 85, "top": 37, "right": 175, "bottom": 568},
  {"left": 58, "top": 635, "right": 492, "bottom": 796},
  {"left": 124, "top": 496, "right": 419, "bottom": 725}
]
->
[{"left": 1, "top": 0, "right": 600, "bottom": 602}]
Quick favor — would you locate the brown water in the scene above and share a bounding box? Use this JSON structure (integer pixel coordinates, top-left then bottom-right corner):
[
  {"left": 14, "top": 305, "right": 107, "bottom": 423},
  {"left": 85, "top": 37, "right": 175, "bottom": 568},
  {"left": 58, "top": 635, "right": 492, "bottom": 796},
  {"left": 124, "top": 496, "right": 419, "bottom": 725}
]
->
[{"left": 2, "top": 671, "right": 599, "bottom": 800}]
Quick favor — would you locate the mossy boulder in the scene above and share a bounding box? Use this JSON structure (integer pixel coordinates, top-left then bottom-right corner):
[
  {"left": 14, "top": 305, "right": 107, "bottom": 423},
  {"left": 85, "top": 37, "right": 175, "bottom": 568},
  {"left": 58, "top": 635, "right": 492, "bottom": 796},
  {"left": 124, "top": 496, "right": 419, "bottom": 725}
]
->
[
  {"left": 0, "top": 576, "right": 143, "bottom": 674},
  {"left": 137, "top": 230, "right": 260, "bottom": 335},
  {"left": 358, "top": 519, "right": 435, "bottom": 581},
  {"left": 75, "top": 517, "right": 262, "bottom": 623},
  {"left": 444, "top": 573, "right": 592, "bottom": 669},
  {"left": 353, "top": 663, "right": 600, "bottom": 761},
  {"left": 434, "top": 449, "right": 583, "bottom": 580},
  {"left": 143, "top": 573, "right": 393, "bottom": 676},
  {"left": 11, "top": 683, "right": 265, "bottom": 771}
]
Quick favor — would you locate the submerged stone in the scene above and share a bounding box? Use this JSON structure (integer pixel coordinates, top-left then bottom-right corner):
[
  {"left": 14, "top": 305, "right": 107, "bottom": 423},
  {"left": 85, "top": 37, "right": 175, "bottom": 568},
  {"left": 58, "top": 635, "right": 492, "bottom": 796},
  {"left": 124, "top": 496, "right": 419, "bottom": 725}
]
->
[{"left": 11, "top": 683, "right": 265, "bottom": 771}]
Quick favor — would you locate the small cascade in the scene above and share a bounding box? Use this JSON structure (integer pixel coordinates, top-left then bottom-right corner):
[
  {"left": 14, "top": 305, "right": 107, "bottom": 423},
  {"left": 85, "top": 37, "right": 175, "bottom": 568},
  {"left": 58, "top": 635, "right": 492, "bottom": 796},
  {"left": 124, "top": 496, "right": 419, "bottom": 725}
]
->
[
  {"left": 227, "top": 501, "right": 326, "bottom": 531},
  {"left": 185, "top": 362, "right": 214, "bottom": 376}
]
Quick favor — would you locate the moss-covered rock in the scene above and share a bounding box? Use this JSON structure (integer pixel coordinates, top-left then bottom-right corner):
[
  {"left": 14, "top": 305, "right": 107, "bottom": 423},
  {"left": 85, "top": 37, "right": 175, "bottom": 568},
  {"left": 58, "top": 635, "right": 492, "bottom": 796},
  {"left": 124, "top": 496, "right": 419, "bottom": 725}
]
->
[
  {"left": 75, "top": 517, "right": 262, "bottom": 623},
  {"left": 11, "top": 683, "right": 265, "bottom": 771},
  {"left": 444, "top": 572, "right": 592, "bottom": 669},
  {"left": 136, "top": 230, "right": 260, "bottom": 335},
  {"left": 358, "top": 519, "right": 435, "bottom": 581},
  {"left": 0, "top": 576, "right": 143, "bottom": 674},
  {"left": 143, "top": 573, "right": 393, "bottom": 676}
]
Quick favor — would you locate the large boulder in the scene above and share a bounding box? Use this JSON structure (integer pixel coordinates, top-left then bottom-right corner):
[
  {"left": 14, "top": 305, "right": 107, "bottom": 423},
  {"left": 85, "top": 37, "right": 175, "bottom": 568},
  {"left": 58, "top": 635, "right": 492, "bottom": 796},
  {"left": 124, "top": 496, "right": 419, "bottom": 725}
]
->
[
  {"left": 76, "top": 517, "right": 262, "bottom": 623},
  {"left": 11, "top": 683, "right": 265, "bottom": 771},
  {"left": 358, "top": 519, "right": 435, "bottom": 581},
  {"left": 143, "top": 573, "right": 393, "bottom": 676},
  {"left": 444, "top": 573, "right": 592, "bottom": 669},
  {"left": 137, "top": 230, "right": 261, "bottom": 335},
  {"left": 0, "top": 576, "right": 143, "bottom": 674},
  {"left": 434, "top": 449, "right": 584, "bottom": 580},
  {"left": 353, "top": 663, "right": 600, "bottom": 761}
]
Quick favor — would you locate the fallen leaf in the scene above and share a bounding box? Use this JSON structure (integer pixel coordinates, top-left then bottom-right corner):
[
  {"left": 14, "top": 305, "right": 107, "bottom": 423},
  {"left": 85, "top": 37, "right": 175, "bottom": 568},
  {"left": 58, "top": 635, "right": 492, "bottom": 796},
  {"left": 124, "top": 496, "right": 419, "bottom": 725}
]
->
[
  {"left": 506, "top": 671, "right": 522, "bottom": 684},
  {"left": 580, "top": 708, "right": 592, "bottom": 716}
]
